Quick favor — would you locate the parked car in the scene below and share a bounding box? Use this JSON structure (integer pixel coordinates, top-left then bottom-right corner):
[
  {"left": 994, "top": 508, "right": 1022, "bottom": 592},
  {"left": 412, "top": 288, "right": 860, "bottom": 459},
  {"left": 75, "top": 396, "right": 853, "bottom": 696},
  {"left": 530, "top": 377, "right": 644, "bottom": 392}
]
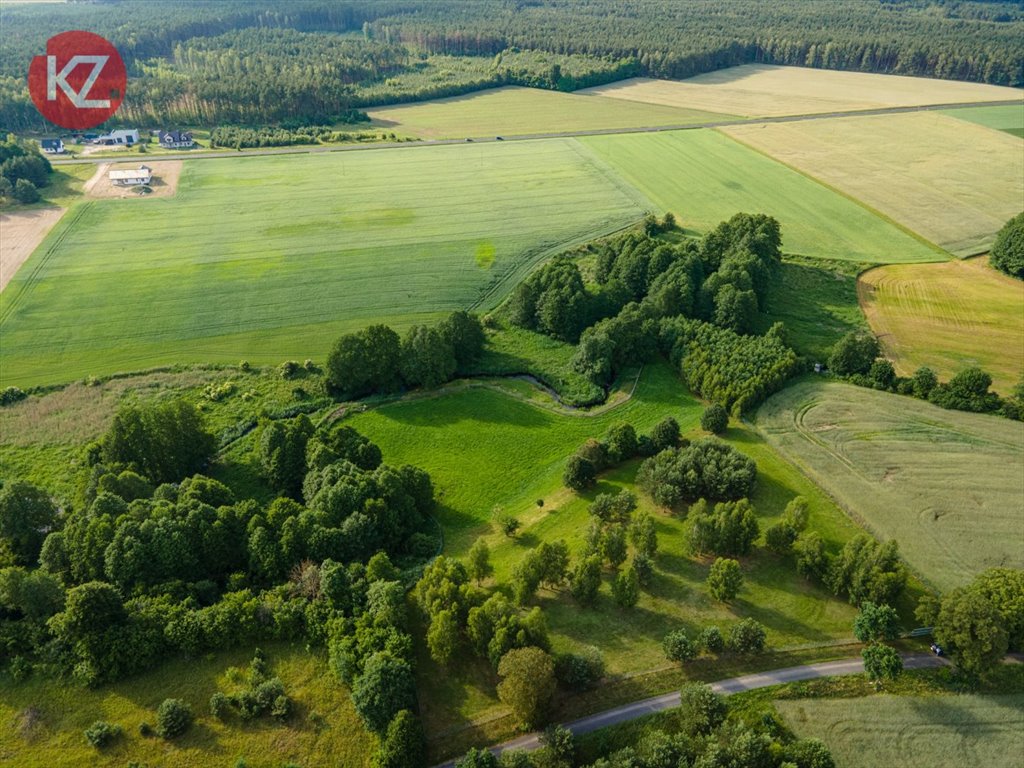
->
[{"left": 930, "top": 643, "right": 944, "bottom": 656}]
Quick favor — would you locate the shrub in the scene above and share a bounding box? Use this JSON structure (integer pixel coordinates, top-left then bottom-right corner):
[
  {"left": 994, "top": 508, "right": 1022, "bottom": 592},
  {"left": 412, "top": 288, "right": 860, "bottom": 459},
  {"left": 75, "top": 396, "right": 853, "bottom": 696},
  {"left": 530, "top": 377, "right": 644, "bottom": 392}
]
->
[
  {"left": 700, "top": 404, "right": 728, "bottom": 434},
  {"left": 9, "top": 656, "right": 31, "bottom": 682},
  {"left": 563, "top": 454, "right": 597, "bottom": 491},
  {"left": 156, "top": 698, "right": 193, "bottom": 739},
  {"left": 210, "top": 691, "right": 230, "bottom": 719},
  {"left": 649, "top": 417, "right": 680, "bottom": 451},
  {"left": 706, "top": 557, "right": 743, "bottom": 602},
  {"left": 699, "top": 626, "right": 725, "bottom": 653},
  {"left": 678, "top": 683, "right": 726, "bottom": 735},
  {"left": 280, "top": 360, "right": 300, "bottom": 379},
  {"left": 611, "top": 565, "right": 640, "bottom": 608},
  {"left": 0, "top": 386, "right": 26, "bottom": 406},
  {"left": 554, "top": 647, "right": 606, "bottom": 691},
  {"left": 765, "top": 521, "right": 798, "bottom": 555},
  {"left": 497, "top": 647, "right": 556, "bottom": 728},
  {"left": 84, "top": 720, "right": 121, "bottom": 748},
  {"left": 990, "top": 211, "right": 1024, "bottom": 279},
  {"left": 729, "top": 618, "right": 767, "bottom": 654},
  {"left": 500, "top": 516, "right": 521, "bottom": 537},
  {"left": 663, "top": 629, "right": 696, "bottom": 663}
]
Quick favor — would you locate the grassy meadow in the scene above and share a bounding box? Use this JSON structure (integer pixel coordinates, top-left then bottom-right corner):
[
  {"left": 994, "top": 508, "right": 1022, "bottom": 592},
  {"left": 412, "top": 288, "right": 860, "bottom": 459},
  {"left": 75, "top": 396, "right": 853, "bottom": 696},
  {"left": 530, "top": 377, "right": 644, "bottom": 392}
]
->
[
  {"left": 0, "top": 139, "right": 651, "bottom": 388},
  {"left": 858, "top": 257, "right": 1024, "bottom": 393},
  {"left": 581, "top": 64, "right": 1024, "bottom": 118},
  {"left": 579, "top": 129, "right": 942, "bottom": 263},
  {"left": 776, "top": 694, "right": 1024, "bottom": 768},
  {"left": 757, "top": 381, "right": 1024, "bottom": 591},
  {"left": 0, "top": 642, "right": 375, "bottom": 768},
  {"left": 943, "top": 103, "right": 1024, "bottom": 138},
  {"left": 367, "top": 85, "right": 736, "bottom": 139},
  {"left": 723, "top": 112, "right": 1024, "bottom": 256}
]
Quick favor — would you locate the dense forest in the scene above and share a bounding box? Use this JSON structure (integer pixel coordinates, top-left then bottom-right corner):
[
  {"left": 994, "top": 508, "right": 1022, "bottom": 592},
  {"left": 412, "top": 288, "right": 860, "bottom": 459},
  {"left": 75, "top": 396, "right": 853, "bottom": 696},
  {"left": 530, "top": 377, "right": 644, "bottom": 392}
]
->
[{"left": 1, "top": 0, "right": 1020, "bottom": 130}]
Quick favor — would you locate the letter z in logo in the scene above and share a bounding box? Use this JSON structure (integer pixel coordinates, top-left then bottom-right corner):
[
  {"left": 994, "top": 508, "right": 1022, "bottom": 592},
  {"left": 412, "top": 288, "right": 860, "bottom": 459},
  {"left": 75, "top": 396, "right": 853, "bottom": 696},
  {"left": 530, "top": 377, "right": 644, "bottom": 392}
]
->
[{"left": 28, "top": 31, "right": 126, "bottom": 130}]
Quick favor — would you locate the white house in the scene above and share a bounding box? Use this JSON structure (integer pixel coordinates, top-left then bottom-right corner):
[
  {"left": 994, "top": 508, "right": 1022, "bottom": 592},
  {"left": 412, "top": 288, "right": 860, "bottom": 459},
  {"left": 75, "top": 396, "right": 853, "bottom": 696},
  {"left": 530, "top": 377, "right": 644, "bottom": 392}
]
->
[
  {"left": 94, "top": 129, "right": 140, "bottom": 146},
  {"left": 158, "top": 130, "right": 195, "bottom": 149},
  {"left": 40, "top": 138, "right": 65, "bottom": 154},
  {"left": 108, "top": 165, "right": 152, "bottom": 186}
]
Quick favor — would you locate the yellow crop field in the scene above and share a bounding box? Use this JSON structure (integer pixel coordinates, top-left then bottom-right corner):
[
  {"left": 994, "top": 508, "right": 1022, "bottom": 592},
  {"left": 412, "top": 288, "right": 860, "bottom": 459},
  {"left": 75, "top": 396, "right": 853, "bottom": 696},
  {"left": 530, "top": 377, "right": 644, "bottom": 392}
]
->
[
  {"left": 722, "top": 111, "right": 1024, "bottom": 256},
  {"left": 858, "top": 257, "right": 1024, "bottom": 393},
  {"left": 367, "top": 85, "right": 734, "bottom": 138},
  {"left": 582, "top": 64, "right": 1023, "bottom": 118}
]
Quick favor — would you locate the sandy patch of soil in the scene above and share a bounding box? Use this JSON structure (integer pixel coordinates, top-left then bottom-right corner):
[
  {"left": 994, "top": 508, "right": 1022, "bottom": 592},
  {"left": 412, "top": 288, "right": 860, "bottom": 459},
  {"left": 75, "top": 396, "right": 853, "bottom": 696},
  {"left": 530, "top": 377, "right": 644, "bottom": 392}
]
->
[
  {"left": 85, "top": 160, "right": 183, "bottom": 199},
  {"left": 0, "top": 207, "right": 65, "bottom": 291}
]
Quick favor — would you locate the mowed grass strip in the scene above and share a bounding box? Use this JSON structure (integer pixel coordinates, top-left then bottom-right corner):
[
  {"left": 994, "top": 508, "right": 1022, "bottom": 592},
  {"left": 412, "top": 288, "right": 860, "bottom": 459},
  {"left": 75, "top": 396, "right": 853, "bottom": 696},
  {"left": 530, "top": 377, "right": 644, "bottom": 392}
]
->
[
  {"left": 757, "top": 381, "right": 1024, "bottom": 591},
  {"left": 581, "top": 64, "right": 1023, "bottom": 118},
  {"left": 942, "top": 103, "right": 1024, "bottom": 138},
  {"left": 723, "top": 112, "right": 1024, "bottom": 256},
  {"left": 858, "top": 257, "right": 1024, "bottom": 394},
  {"left": 776, "top": 694, "right": 1024, "bottom": 768},
  {"left": 0, "top": 139, "right": 650, "bottom": 388},
  {"left": 579, "top": 129, "right": 941, "bottom": 263},
  {"left": 367, "top": 85, "right": 737, "bottom": 139},
  {"left": 0, "top": 642, "right": 375, "bottom": 768}
]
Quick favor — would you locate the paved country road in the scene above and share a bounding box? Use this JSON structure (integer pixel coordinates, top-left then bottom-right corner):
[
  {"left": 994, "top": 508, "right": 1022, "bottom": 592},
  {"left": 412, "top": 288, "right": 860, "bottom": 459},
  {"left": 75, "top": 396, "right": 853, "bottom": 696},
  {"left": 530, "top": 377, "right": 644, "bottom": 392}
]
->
[
  {"left": 49, "top": 98, "right": 1021, "bottom": 167},
  {"left": 432, "top": 653, "right": 948, "bottom": 767}
]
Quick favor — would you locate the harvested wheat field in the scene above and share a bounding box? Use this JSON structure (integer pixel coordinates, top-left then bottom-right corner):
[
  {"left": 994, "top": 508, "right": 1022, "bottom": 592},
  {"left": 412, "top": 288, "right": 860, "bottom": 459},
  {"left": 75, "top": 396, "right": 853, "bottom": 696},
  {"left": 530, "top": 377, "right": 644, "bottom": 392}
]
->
[
  {"left": 582, "top": 64, "right": 1023, "bottom": 118},
  {"left": 723, "top": 111, "right": 1024, "bottom": 256},
  {"left": 859, "top": 257, "right": 1024, "bottom": 393},
  {"left": 85, "top": 160, "right": 183, "bottom": 199},
  {"left": 0, "top": 207, "right": 65, "bottom": 291}
]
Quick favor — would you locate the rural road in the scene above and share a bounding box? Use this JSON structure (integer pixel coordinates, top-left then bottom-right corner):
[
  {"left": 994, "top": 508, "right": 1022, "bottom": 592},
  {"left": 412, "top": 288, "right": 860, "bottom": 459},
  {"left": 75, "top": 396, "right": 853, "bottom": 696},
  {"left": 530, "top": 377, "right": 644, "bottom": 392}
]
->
[
  {"left": 49, "top": 98, "right": 1021, "bottom": 167},
  {"left": 431, "top": 653, "right": 948, "bottom": 767}
]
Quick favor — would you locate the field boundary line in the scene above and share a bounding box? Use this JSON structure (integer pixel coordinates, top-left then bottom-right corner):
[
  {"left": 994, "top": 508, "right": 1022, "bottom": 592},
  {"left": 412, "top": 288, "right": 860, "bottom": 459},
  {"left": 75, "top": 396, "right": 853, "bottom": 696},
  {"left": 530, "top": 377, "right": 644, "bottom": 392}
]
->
[{"left": 716, "top": 130, "right": 952, "bottom": 262}]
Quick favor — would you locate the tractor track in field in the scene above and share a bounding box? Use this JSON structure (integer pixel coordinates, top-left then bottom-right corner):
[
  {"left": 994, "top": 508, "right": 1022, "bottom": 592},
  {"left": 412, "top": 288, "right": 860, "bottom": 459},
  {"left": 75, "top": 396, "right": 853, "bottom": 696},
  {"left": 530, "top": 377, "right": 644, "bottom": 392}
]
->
[{"left": 48, "top": 99, "right": 1022, "bottom": 167}]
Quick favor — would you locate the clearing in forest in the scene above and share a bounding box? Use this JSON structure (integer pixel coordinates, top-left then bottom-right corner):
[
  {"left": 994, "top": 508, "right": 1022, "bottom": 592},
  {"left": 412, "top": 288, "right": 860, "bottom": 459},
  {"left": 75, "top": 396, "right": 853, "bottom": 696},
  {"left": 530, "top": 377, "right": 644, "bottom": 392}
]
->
[
  {"left": 757, "top": 381, "right": 1024, "bottom": 591},
  {"left": 723, "top": 111, "right": 1024, "bottom": 256},
  {"left": 582, "top": 64, "right": 1023, "bottom": 118},
  {"left": 776, "top": 694, "right": 1024, "bottom": 768},
  {"left": 367, "top": 85, "right": 736, "bottom": 138},
  {"left": 0, "top": 139, "right": 650, "bottom": 388},
  {"left": 858, "top": 257, "right": 1024, "bottom": 394},
  {"left": 580, "top": 129, "right": 942, "bottom": 263}
]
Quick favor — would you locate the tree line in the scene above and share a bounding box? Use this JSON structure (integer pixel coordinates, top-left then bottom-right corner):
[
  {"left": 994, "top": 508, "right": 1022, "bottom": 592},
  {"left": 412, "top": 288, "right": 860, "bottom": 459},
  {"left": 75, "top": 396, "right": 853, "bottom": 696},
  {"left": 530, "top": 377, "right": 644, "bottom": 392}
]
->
[{"left": 2, "top": 0, "right": 1019, "bottom": 130}]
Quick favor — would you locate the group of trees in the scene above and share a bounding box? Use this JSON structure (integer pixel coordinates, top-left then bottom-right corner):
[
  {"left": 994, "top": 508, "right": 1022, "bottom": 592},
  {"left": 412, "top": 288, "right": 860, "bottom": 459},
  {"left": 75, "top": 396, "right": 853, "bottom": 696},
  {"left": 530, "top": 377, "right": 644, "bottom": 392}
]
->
[
  {"left": 209, "top": 121, "right": 369, "bottom": 149},
  {"left": 563, "top": 417, "right": 681, "bottom": 492},
  {"left": 327, "top": 311, "right": 485, "bottom": 399},
  {"left": 0, "top": 135, "right": 52, "bottom": 205},
  {"left": 509, "top": 213, "right": 798, "bottom": 414},
  {"left": 827, "top": 331, "right": 1022, "bottom": 420},
  {"left": 637, "top": 438, "right": 757, "bottom": 509},
  {"left": 917, "top": 567, "right": 1023, "bottom": 680},
  {"left": 455, "top": 681, "right": 833, "bottom": 768}
]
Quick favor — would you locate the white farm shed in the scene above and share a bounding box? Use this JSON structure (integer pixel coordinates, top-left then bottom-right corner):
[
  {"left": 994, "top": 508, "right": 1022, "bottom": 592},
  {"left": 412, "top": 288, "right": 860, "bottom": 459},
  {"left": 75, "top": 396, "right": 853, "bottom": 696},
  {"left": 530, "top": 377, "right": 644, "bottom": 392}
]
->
[{"left": 108, "top": 165, "right": 152, "bottom": 186}]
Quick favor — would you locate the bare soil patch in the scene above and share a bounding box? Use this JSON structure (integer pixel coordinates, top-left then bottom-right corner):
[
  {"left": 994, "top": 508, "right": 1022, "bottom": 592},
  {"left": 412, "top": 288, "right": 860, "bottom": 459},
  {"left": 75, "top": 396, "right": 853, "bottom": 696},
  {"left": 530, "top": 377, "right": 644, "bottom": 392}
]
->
[
  {"left": 0, "top": 207, "right": 66, "bottom": 291},
  {"left": 85, "top": 159, "right": 183, "bottom": 199}
]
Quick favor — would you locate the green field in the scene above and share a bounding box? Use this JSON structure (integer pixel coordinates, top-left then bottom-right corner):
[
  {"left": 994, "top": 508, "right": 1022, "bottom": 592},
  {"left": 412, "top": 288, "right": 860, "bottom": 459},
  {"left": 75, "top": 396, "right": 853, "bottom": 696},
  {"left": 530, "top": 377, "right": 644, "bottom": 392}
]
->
[
  {"left": 757, "top": 381, "right": 1024, "bottom": 591},
  {"left": 0, "top": 642, "right": 374, "bottom": 768},
  {"left": 0, "top": 139, "right": 651, "bottom": 388},
  {"left": 343, "top": 362, "right": 873, "bottom": 740},
  {"left": 777, "top": 694, "right": 1024, "bottom": 768},
  {"left": 579, "top": 129, "right": 943, "bottom": 263},
  {"left": 943, "top": 103, "right": 1024, "bottom": 138},
  {"left": 368, "top": 85, "right": 736, "bottom": 139}
]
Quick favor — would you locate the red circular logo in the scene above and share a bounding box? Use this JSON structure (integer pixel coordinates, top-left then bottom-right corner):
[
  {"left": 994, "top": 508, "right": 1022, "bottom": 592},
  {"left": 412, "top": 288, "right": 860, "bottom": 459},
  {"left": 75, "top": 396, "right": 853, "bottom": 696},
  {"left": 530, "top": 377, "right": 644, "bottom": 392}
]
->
[{"left": 27, "top": 30, "right": 126, "bottom": 130}]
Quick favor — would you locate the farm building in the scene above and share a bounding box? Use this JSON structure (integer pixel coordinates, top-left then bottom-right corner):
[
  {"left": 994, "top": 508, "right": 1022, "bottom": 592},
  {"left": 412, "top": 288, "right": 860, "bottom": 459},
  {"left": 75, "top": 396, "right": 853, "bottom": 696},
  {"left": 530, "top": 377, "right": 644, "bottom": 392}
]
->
[
  {"left": 108, "top": 165, "right": 152, "bottom": 186},
  {"left": 94, "top": 129, "right": 140, "bottom": 145},
  {"left": 158, "top": 130, "right": 195, "bottom": 149},
  {"left": 40, "top": 138, "right": 65, "bottom": 154}
]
